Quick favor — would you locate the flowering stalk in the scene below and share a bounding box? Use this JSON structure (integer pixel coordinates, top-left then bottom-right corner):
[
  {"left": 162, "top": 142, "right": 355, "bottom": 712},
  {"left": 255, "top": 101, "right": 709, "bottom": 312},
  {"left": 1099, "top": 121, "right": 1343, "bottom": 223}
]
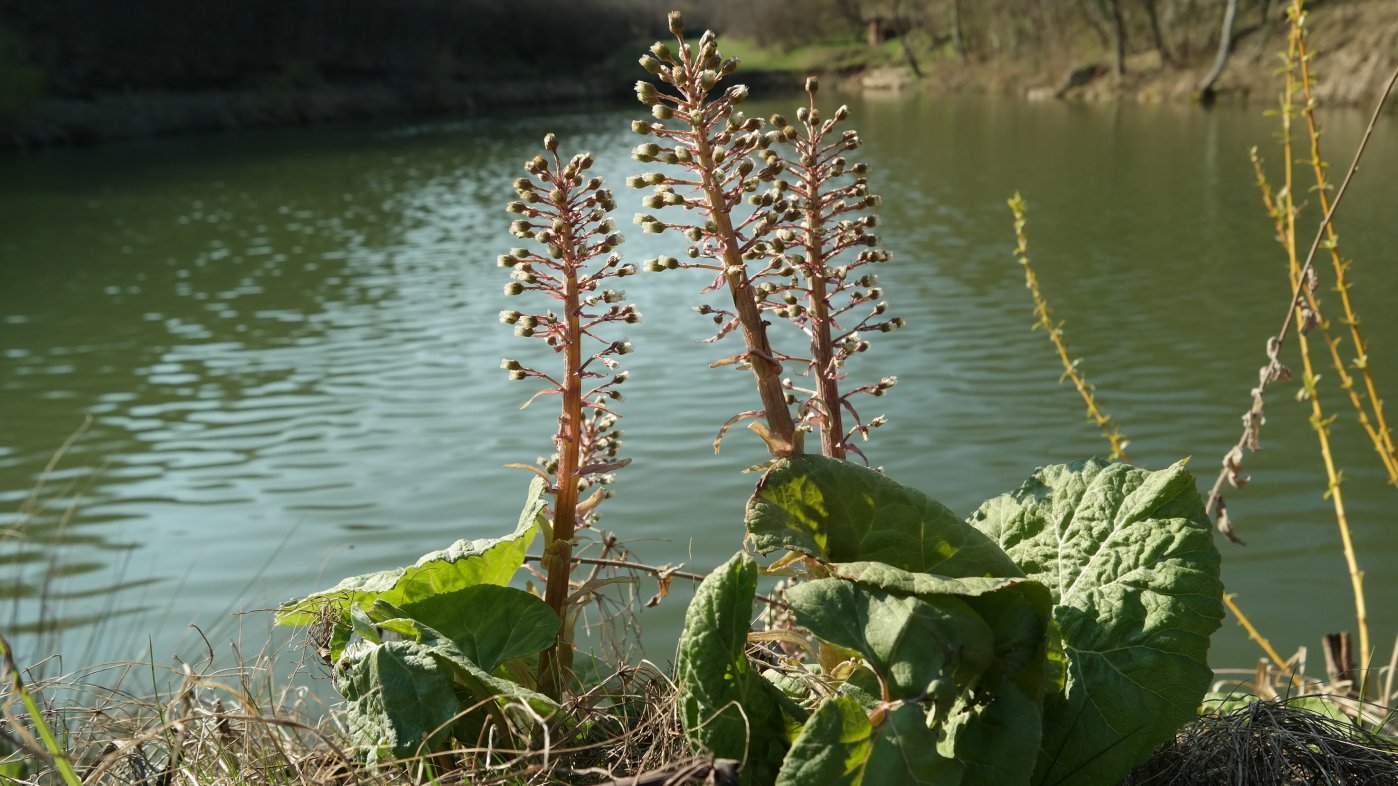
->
[
  {"left": 630, "top": 11, "right": 798, "bottom": 457},
  {"left": 758, "top": 78, "right": 903, "bottom": 460},
  {"left": 500, "top": 133, "right": 637, "bottom": 699}
]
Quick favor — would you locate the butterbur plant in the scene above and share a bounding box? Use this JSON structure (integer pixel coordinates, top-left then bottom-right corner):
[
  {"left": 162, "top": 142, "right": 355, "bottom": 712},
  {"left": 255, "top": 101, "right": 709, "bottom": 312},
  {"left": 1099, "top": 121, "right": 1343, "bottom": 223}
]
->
[
  {"left": 759, "top": 78, "right": 903, "bottom": 460},
  {"left": 272, "top": 12, "right": 1227, "bottom": 782},
  {"left": 271, "top": 134, "right": 634, "bottom": 762},
  {"left": 631, "top": 12, "right": 799, "bottom": 456},
  {"left": 633, "top": 17, "right": 901, "bottom": 462},
  {"left": 500, "top": 132, "right": 637, "bottom": 698}
]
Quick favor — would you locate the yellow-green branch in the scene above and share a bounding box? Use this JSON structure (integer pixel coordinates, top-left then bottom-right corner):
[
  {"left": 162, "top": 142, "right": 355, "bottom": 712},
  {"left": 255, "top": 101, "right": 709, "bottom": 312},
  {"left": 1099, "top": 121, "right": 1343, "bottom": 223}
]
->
[{"left": 1008, "top": 192, "right": 1129, "bottom": 462}]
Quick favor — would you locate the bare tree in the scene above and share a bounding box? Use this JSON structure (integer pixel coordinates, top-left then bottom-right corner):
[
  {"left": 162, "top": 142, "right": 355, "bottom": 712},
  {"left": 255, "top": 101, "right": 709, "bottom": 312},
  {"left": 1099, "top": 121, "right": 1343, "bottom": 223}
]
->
[
  {"left": 950, "top": 0, "right": 967, "bottom": 59},
  {"left": 1198, "top": 0, "right": 1239, "bottom": 102},
  {"left": 1103, "top": 0, "right": 1127, "bottom": 79},
  {"left": 1141, "top": 0, "right": 1177, "bottom": 66},
  {"left": 890, "top": 0, "right": 924, "bottom": 76}
]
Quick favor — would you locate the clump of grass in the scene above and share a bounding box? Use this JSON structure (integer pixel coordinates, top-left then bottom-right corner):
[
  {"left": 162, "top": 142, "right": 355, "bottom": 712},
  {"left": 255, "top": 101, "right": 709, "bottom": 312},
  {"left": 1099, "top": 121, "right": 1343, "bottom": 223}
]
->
[{"left": 1131, "top": 696, "right": 1398, "bottom": 785}]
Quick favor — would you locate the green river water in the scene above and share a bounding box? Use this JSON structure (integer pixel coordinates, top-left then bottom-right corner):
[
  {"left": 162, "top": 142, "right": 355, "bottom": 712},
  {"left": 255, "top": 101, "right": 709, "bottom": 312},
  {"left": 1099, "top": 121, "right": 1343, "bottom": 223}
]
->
[{"left": 2, "top": 93, "right": 1397, "bottom": 681}]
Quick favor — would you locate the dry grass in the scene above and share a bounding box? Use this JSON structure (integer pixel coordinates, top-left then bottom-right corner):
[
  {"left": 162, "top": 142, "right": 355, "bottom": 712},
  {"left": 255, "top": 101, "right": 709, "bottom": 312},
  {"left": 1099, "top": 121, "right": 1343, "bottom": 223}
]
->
[{"left": 0, "top": 641, "right": 704, "bottom": 786}]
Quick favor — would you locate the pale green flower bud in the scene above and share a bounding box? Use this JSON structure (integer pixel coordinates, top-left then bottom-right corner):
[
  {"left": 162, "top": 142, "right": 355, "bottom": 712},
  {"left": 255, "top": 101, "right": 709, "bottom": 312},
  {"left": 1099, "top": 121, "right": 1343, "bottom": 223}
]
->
[
  {"left": 805, "top": 76, "right": 819, "bottom": 95},
  {"left": 639, "top": 54, "right": 663, "bottom": 74},
  {"left": 727, "top": 85, "right": 749, "bottom": 104},
  {"left": 504, "top": 282, "right": 525, "bottom": 295},
  {"left": 667, "top": 11, "right": 684, "bottom": 35},
  {"left": 635, "top": 80, "right": 658, "bottom": 105},
  {"left": 650, "top": 42, "right": 672, "bottom": 61},
  {"left": 499, "top": 311, "right": 521, "bottom": 324},
  {"left": 652, "top": 104, "right": 674, "bottom": 120},
  {"left": 543, "top": 133, "right": 558, "bottom": 152}
]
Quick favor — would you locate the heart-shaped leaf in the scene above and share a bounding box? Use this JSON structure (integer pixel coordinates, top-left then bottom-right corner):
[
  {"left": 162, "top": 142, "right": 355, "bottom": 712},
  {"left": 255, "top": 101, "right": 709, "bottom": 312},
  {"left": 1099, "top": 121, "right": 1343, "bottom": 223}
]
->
[{"left": 968, "top": 459, "right": 1224, "bottom": 785}]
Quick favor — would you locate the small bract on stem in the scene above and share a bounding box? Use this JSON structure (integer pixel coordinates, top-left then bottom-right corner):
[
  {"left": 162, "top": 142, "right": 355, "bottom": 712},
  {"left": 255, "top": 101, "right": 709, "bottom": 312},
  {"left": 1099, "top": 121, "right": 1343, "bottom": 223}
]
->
[
  {"left": 500, "top": 132, "right": 637, "bottom": 700},
  {"left": 630, "top": 11, "right": 799, "bottom": 458},
  {"left": 759, "top": 78, "right": 904, "bottom": 461}
]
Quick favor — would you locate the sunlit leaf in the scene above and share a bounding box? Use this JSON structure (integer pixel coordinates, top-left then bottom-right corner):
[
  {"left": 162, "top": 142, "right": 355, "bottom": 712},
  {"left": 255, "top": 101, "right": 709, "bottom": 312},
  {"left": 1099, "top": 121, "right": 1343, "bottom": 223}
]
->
[
  {"left": 969, "top": 459, "right": 1224, "bottom": 785},
  {"left": 277, "top": 477, "right": 547, "bottom": 638},
  {"left": 746, "top": 455, "right": 1020, "bottom": 578}
]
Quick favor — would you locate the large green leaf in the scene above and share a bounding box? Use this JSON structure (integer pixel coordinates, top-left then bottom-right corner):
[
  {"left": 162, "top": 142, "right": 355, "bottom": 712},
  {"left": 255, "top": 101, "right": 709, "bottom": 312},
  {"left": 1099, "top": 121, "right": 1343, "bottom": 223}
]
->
[
  {"left": 777, "top": 697, "right": 963, "bottom": 786},
  {"left": 375, "top": 615, "right": 559, "bottom": 748},
  {"left": 828, "top": 561, "right": 1033, "bottom": 599},
  {"left": 775, "top": 698, "right": 872, "bottom": 786},
  {"left": 862, "top": 703, "right": 963, "bottom": 785},
  {"left": 939, "top": 582, "right": 1051, "bottom": 785},
  {"left": 677, "top": 553, "right": 798, "bottom": 786},
  {"left": 395, "top": 584, "right": 558, "bottom": 672},
  {"left": 746, "top": 456, "right": 1021, "bottom": 578},
  {"left": 829, "top": 560, "right": 1051, "bottom": 785},
  {"left": 334, "top": 639, "right": 465, "bottom": 764},
  {"left": 277, "top": 477, "right": 547, "bottom": 629},
  {"left": 968, "top": 459, "right": 1224, "bottom": 786},
  {"left": 784, "top": 579, "right": 993, "bottom": 710}
]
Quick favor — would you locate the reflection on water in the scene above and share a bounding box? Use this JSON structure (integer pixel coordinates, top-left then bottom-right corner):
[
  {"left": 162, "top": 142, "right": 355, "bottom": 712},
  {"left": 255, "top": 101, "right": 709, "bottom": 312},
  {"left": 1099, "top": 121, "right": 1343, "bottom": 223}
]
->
[{"left": 1, "top": 97, "right": 1396, "bottom": 674}]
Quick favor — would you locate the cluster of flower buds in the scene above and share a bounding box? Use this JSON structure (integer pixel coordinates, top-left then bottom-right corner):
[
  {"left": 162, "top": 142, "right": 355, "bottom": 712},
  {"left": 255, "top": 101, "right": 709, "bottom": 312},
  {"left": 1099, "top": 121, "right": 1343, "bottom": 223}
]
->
[
  {"left": 745, "top": 77, "right": 905, "bottom": 460},
  {"left": 499, "top": 133, "right": 637, "bottom": 515},
  {"left": 626, "top": 11, "right": 802, "bottom": 456},
  {"left": 626, "top": 17, "right": 775, "bottom": 289}
]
